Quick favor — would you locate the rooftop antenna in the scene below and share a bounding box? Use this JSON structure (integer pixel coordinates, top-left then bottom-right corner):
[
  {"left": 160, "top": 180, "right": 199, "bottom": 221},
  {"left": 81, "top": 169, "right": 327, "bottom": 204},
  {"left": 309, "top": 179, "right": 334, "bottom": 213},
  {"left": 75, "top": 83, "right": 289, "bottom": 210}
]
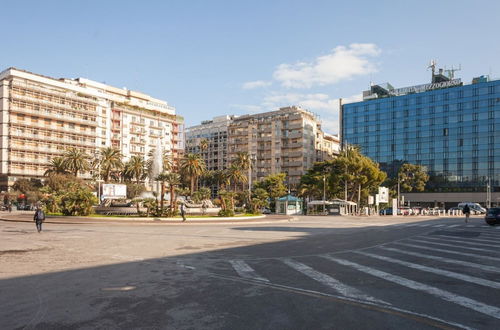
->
[
  {"left": 444, "top": 64, "right": 461, "bottom": 79},
  {"left": 428, "top": 60, "right": 437, "bottom": 77}
]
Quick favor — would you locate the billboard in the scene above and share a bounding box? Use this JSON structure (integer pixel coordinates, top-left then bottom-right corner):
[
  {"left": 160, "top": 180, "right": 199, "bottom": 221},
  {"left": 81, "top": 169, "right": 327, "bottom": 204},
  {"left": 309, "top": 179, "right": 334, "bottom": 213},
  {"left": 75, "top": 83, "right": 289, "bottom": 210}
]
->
[
  {"left": 378, "top": 187, "right": 389, "bottom": 203},
  {"left": 102, "top": 184, "right": 127, "bottom": 199}
]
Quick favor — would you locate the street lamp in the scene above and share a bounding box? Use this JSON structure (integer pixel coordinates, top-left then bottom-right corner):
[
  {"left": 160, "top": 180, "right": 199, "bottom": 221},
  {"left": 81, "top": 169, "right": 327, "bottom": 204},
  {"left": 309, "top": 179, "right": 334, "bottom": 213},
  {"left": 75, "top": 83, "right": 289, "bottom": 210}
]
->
[
  {"left": 94, "top": 151, "right": 103, "bottom": 204},
  {"left": 323, "top": 174, "right": 326, "bottom": 215},
  {"left": 248, "top": 154, "right": 256, "bottom": 196},
  {"left": 397, "top": 171, "right": 413, "bottom": 209}
]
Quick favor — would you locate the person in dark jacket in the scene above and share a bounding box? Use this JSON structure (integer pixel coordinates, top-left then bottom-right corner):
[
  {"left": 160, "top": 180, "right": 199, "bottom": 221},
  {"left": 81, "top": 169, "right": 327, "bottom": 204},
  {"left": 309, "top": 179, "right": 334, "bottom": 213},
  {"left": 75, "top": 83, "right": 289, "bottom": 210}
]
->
[
  {"left": 463, "top": 204, "right": 471, "bottom": 223},
  {"left": 33, "top": 207, "right": 45, "bottom": 232},
  {"left": 180, "top": 203, "right": 186, "bottom": 222}
]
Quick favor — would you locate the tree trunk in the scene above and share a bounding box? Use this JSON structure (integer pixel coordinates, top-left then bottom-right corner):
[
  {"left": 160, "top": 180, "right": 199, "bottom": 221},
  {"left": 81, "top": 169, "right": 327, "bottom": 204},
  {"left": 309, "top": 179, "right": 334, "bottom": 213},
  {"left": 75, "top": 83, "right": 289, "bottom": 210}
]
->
[
  {"left": 190, "top": 177, "right": 195, "bottom": 195},
  {"left": 160, "top": 183, "right": 165, "bottom": 210}
]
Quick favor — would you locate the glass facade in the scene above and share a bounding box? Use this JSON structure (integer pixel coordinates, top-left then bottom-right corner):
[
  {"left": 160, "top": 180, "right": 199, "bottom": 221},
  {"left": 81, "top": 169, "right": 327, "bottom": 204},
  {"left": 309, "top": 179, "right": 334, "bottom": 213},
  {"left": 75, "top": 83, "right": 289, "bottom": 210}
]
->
[{"left": 342, "top": 78, "right": 500, "bottom": 192}]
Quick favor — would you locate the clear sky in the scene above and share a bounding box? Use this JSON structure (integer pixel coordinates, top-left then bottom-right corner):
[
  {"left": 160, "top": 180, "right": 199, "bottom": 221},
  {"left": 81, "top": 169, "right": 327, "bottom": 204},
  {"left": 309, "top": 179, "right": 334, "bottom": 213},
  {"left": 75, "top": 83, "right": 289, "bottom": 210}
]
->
[{"left": 1, "top": 0, "right": 499, "bottom": 134}]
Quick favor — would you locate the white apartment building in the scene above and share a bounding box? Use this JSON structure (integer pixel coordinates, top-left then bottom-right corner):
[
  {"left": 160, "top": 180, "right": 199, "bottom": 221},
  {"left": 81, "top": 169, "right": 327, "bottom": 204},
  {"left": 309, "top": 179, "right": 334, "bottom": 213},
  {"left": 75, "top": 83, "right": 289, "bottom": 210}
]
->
[
  {"left": 0, "top": 67, "right": 183, "bottom": 191},
  {"left": 185, "top": 115, "right": 234, "bottom": 172}
]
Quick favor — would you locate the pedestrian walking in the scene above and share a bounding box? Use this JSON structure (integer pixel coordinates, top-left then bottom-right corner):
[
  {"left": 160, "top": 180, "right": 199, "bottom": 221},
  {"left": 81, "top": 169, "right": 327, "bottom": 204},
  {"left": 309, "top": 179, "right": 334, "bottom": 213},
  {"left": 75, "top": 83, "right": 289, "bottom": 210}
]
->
[
  {"left": 201, "top": 200, "right": 207, "bottom": 216},
  {"left": 8, "top": 202, "right": 12, "bottom": 213},
  {"left": 180, "top": 203, "right": 186, "bottom": 222},
  {"left": 463, "top": 204, "right": 470, "bottom": 223},
  {"left": 33, "top": 207, "right": 45, "bottom": 233}
]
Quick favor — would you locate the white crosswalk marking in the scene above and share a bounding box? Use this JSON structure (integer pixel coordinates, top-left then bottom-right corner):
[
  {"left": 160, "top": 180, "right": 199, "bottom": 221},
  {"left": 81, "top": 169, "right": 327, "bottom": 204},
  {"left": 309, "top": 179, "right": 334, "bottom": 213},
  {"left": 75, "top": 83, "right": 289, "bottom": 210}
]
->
[
  {"left": 422, "top": 236, "right": 500, "bottom": 249},
  {"left": 355, "top": 251, "right": 500, "bottom": 289},
  {"left": 448, "top": 225, "right": 460, "bottom": 228},
  {"left": 408, "top": 238, "right": 496, "bottom": 253},
  {"left": 434, "top": 234, "right": 500, "bottom": 245},
  {"left": 229, "top": 260, "right": 269, "bottom": 282},
  {"left": 282, "top": 258, "right": 386, "bottom": 304},
  {"left": 397, "top": 241, "right": 500, "bottom": 262},
  {"left": 380, "top": 246, "right": 500, "bottom": 273},
  {"left": 322, "top": 255, "right": 500, "bottom": 320},
  {"left": 433, "top": 224, "right": 446, "bottom": 227}
]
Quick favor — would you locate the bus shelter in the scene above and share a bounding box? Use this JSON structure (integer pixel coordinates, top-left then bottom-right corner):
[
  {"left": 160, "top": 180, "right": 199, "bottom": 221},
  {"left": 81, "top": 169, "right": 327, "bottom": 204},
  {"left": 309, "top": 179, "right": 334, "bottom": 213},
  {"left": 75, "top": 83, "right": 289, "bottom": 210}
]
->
[{"left": 307, "top": 199, "right": 357, "bottom": 215}]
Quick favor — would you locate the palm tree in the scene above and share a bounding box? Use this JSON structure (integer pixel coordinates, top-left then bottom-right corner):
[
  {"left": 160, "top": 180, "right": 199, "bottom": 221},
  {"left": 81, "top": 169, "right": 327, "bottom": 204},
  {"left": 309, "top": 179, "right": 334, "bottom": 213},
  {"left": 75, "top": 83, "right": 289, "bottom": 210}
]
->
[
  {"left": 200, "top": 139, "right": 209, "bottom": 153},
  {"left": 62, "top": 148, "right": 90, "bottom": 177},
  {"left": 225, "top": 164, "right": 247, "bottom": 192},
  {"left": 155, "top": 172, "right": 169, "bottom": 211},
  {"left": 164, "top": 172, "right": 181, "bottom": 210},
  {"left": 180, "top": 153, "right": 206, "bottom": 194},
  {"left": 233, "top": 151, "right": 251, "bottom": 191},
  {"left": 44, "top": 157, "right": 69, "bottom": 176},
  {"left": 99, "top": 147, "right": 123, "bottom": 182},
  {"left": 124, "top": 155, "right": 146, "bottom": 184}
]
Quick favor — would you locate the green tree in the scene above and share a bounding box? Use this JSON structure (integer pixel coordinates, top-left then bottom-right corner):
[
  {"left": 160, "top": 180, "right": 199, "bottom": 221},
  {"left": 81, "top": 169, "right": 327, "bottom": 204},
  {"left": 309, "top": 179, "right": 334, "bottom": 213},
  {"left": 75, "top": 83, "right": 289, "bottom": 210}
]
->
[
  {"left": 254, "top": 173, "right": 287, "bottom": 200},
  {"left": 253, "top": 173, "right": 287, "bottom": 211},
  {"left": 251, "top": 188, "right": 269, "bottom": 214},
  {"left": 334, "top": 146, "right": 386, "bottom": 205},
  {"left": 62, "top": 148, "right": 90, "bottom": 177},
  {"left": 44, "top": 157, "right": 69, "bottom": 176},
  {"left": 192, "top": 187, "right": 211, "bottom": 203},
  {"left": 180, "top": 153, "right": 206, "bottom": 194},
  {"left": 12, "top": 178, "right": 42, "bottom": 194},
  {"left": 59, "top": 184, "right": 98, "bottom": 216},
  {"left": 98, "top": 147, "right": 123, "bottom": 183},
  {"left": 398, "top": 163, "right": 429, "bottom": 192},
  {"left": 124, "top": 155, "right": 147, "bottom": 184}
]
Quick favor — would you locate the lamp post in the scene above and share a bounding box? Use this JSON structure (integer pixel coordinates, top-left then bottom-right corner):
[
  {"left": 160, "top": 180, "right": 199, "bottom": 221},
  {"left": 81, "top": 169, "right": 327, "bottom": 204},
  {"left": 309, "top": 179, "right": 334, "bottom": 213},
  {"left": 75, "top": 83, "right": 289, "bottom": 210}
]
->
[
  {"left": 323, "top": 174, "right": 326, "bottom": 215},
  {"left": 94, "top": 151, "right": 103, "bottom": 204},
  {"left": 397, "top": 175, "right": 400, "bottom": 209},
  {"left": 248, "top": 154, "right": 256, "bottom": 196}
]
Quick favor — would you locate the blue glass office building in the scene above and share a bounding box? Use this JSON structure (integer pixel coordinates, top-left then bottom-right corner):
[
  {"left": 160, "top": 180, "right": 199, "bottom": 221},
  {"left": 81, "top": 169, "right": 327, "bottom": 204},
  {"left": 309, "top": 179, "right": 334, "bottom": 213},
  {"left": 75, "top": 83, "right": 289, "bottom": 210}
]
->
[{"left": 341, "top": 74, "right": 500, "bottom": 192}]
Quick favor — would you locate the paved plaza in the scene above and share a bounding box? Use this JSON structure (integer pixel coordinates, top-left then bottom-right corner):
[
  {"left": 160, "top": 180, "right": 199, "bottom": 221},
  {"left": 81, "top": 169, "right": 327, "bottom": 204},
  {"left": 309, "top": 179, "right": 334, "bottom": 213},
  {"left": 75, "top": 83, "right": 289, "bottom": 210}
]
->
[{"left": 1, "top": 214, "right": 499, "bottom": 329}]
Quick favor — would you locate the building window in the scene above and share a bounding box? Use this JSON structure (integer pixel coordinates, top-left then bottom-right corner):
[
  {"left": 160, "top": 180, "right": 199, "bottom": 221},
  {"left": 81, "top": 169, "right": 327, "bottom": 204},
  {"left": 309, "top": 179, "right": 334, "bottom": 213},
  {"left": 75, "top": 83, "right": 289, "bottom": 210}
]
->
[{"left": 443, "top": 128, "right": 448, "bottom": 136}]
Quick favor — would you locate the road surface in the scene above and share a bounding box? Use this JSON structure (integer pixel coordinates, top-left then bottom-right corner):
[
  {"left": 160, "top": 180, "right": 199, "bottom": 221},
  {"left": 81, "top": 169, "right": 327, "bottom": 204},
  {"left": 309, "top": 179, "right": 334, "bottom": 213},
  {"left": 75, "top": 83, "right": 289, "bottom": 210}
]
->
[{"left": 1, "top": 214, "right": 499, "bottom": 329}]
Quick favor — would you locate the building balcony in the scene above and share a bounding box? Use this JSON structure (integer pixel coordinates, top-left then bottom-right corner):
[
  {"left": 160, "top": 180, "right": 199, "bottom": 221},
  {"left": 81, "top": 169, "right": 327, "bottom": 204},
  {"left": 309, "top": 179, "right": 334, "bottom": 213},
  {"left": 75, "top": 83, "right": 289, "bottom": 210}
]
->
[
  {"left": 9, "top": 105, "right": 98, "bottom": 126},
  {"left": 11, "top": 81, "right": 99, "bottom": 106},
  {"left": 10, "top": 93, "right": 98, "bottom": 116}
]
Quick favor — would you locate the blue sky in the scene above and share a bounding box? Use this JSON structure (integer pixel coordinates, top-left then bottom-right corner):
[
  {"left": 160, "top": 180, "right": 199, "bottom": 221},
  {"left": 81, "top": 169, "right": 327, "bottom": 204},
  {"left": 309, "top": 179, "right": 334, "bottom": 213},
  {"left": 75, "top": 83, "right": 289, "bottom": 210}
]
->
[{"left": 1, "top": 0, "right": 499, "bottom": 133}]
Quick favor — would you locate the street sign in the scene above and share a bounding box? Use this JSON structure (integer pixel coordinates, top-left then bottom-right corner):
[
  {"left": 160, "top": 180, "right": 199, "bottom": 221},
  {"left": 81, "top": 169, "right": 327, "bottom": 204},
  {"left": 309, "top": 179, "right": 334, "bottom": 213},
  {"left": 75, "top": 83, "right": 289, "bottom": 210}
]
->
[{"left": 368, "top": 196, "right": 374, "bottom": 205}]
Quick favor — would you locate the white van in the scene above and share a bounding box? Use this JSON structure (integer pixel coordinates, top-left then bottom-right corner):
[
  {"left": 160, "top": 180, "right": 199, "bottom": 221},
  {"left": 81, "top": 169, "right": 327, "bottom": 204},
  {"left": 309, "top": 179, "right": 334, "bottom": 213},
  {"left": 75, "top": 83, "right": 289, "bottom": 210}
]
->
[{"left": 457, "top": 202, "right": 487, "bottom": 214}]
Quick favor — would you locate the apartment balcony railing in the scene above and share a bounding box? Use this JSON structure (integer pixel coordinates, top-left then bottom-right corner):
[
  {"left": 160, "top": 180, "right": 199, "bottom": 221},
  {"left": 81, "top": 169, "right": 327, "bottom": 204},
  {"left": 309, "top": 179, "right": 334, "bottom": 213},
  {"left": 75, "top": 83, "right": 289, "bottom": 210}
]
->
[
  {"left": 11, "top": 81, "right": 99, "bottom": 105},
  {"left": 9, "top": 105, "right": 98, "bottom": 126},
  {"left": 11, "top": 93, "right": 98, "bottom": 116}
]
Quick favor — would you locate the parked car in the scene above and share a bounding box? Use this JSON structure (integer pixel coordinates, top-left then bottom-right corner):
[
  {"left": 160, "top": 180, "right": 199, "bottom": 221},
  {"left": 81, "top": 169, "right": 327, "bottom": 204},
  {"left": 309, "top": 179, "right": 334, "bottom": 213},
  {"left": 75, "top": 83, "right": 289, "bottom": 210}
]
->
[
  {"left": 261, "top": 208, "right": 272, "bottom": 214},
  {"left": 485, "top": 208, "right": 500, "bottom": 226},
  {"left": 458, "top": 202, "right": 487, "bottom": 215},
  {"left": 379, "top": 208, "right": 393, "bottom": 215}
]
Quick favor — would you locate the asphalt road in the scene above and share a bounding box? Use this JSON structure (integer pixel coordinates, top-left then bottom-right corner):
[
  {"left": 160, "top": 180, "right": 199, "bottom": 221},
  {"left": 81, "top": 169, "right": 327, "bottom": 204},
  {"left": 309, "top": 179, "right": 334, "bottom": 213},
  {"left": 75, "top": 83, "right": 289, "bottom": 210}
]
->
[{"left": 1, "top": 214, "right": 499, "bottom": 329}]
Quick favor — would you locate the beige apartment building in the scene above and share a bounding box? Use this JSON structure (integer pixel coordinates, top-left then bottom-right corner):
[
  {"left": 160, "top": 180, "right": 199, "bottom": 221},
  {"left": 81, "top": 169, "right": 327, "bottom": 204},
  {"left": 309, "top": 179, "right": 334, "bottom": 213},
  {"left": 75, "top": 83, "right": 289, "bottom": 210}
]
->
[
  {"left": 228, "top": 106, "right": 339, "bottom": 187},
  {"left": 0, "top": 67, "right": 183, "bottom": 191},
  {"left": 186, "top": 106, "right": 339, "bottom": 192}
]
